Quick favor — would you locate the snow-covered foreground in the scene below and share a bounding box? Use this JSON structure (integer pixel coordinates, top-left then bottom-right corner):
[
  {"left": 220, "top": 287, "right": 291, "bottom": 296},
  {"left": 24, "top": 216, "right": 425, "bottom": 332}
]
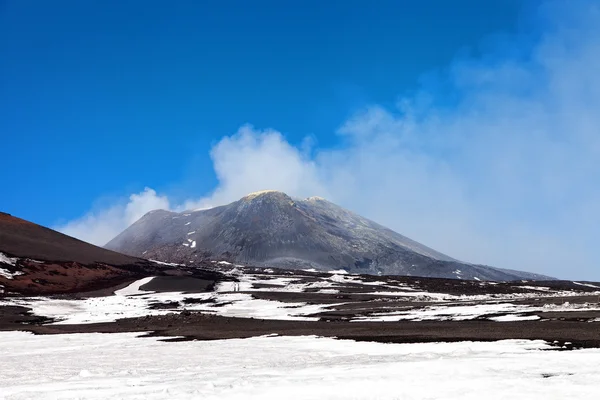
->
[{"left": 0, "top": 332, "right": 599, "bottom": 400}]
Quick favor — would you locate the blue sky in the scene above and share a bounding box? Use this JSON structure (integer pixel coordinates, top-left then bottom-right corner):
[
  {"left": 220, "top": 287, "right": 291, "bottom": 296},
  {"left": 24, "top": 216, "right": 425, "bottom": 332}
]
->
[
  {"left": 1, "top": 0, "right": 526, "bottom": 223},
  {"left": 2, "top": 1, "right": 600, "bottom": 279}
]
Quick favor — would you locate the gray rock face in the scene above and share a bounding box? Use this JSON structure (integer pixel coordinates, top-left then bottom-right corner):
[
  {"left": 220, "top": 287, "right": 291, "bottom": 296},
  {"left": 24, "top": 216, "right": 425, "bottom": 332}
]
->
[{"left": 105, "top": 190, "right": 552, "bottom": 281}]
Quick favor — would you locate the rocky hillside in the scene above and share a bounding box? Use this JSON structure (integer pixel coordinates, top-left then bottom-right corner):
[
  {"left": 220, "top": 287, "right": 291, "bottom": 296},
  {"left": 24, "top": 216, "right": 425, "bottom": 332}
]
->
[
  {"left": 0, "top": 212, "right": 174, "bottom": 295},
  {"left": 105, "top": 191, "right": 552, "bottom": 281}
]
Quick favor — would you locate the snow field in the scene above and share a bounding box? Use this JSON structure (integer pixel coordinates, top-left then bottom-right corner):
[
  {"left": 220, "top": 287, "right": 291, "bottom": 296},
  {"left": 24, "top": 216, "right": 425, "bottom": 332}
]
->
[
  {"left": 3, "top": 275, "right": 600, "bottom": 325},
  {"left": 0, "top": 332, "right": 599, "bottom": 400}
]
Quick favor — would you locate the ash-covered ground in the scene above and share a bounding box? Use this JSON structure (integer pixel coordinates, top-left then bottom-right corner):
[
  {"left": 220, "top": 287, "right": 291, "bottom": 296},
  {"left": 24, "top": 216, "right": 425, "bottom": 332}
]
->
[{"left": 2, "top": 261, "right": 600, "bottom": 348}]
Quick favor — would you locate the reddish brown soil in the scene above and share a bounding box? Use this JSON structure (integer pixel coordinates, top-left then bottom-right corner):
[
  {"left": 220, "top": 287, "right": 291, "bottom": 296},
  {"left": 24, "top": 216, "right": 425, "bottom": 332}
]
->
[
  {"left": 0, "top": 260, "right": 143, "bottom": 295},
  {"left": 0, "top": 212, "right": 195, "bottom": 295}
]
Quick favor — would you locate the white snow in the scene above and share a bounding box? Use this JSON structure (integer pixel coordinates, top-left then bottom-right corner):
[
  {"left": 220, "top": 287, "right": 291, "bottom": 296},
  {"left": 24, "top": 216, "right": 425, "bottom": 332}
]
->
[
  {"left": 519, "top": 286, "right": 551, "bottom": 291},
  {"left": 1, "top": 276, "right": 336, "bottom": 324},
  {"left": 573, "top": 282, "right": 600, "bottom": 289},
  {"left": 353, "top": 303, "right": 525, "bottom": 322},
  {"left": 488, "top": 314, "right": 541, "bottom": 322},
  {"left": 329, "top": 273, "right": 352, "bottom": 283},
  {"left": 0, "top": 252, "right": 17, "bottom": 266},
  {"left": 149, "top": 260, "right": 183, "bottom": 267},
  {"left": 114, "top": 277, "right": 155, "bottom": 296},
  {"left": 328, "top": 269, "right": 348, "bottom": 274},
  {"left": 353, "top": 300, "right": 600, "bottom": 322},
  {"left": 361, "top": 290, "right": 449, "bottom": 300},
  {"left": 0, "top": 267, "right": 23, "bottom": 280},
  {"left": 191, "top": 241, "right": 196, "bottom": 248},
  {"left": 318, "top": 288, "right": 340, "bottom": 294},
  {"left": 357, "top": 280, "right": 387, "bottom": 286},
  {"left": 184, "top": 222, "right": 191, "bottom": 225},
  {"left": 1, "top": 332, "right": 599, "bottom": 399},
  {"left": 0, "top": 251, "right": 22, "bottom": 279},
  {"left": 184, "top": 293, "right": 331, "bottom": 321},
  {"left": 187, "top": 231, "right": 195, "bottom": 235}
]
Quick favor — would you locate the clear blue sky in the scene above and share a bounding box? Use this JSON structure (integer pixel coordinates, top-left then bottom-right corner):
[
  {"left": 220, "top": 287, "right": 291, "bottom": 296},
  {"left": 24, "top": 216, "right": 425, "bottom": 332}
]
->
[{"left": 0, "top": 0, "right": 528, "bottom": 227}]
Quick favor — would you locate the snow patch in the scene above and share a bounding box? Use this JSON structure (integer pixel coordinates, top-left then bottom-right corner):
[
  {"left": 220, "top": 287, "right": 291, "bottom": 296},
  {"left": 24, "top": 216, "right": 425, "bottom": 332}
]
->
[
  {"left": 114, "top": 277, "right": 155, "bottom": 296},
  {"left": 573, "top": 282, "right": 600, "bottom": 289},
  {"left": 319, "top": 289, "right": 340, "bottom": 294},
  {"left": 149, "top": 259, "right": 183, "bottom": 267},
  {"left": 519, "top": 286, "right": 551, "bottom": 291},
  {"left": 488, "top": 314, "right": 541, "bottom": 322},
  {"left": 0, "top": 268, "right": 23, "bottom": 280},
  {"left": 0, "top": 252, "right": 17, "bottom": 266},
  {"left": 328, "top": 269, "right": 348, "bottom": 275}
]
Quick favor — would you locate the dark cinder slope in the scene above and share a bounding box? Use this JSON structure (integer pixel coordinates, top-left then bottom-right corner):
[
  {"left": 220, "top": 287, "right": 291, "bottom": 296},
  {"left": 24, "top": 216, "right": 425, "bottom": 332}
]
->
[
  {"left": 105, "top": 191, "right": 552, "bottom": 281},
  {"left": 0, "top": 212, "right": 162, "bottom": 295},
  {"left": 0, "top": 212, "right": 142, "bottom": 265}
]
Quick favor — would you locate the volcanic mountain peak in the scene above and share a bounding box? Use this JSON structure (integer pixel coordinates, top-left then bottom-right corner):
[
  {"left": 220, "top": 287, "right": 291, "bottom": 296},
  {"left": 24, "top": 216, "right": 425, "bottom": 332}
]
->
[
  {"left": 238, "top": 190, "right": 296, "bottom": 210},
  {"left": 106, "top": 192, "right": 552, "bottom": 281},
  {"left": 242, "top": 189, "right": 289, "bottom": 201}
]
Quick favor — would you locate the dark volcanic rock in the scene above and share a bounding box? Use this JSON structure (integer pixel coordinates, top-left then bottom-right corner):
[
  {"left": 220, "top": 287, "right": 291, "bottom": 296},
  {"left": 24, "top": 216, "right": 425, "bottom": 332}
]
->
[{"left": 105, "top": 191, "right": 551, "bottom": 281}]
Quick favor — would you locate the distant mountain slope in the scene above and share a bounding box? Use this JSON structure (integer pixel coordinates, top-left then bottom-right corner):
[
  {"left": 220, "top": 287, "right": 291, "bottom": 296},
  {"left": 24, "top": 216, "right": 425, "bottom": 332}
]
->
[
  {"left": 0, "top": 212, "right": 163, "bottom": 295},
  {"left": 105, "top": 191, "right": 552, "bottom": 281}
]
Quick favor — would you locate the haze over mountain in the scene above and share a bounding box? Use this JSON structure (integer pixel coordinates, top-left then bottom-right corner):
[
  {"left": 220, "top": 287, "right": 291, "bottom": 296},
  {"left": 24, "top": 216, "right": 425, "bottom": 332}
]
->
[{"left": 106, "top": 191, "right": 550, "bottom": 281}]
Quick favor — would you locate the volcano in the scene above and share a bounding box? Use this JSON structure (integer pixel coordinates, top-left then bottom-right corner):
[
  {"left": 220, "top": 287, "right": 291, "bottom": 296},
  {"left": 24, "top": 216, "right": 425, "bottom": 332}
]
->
[{"left": 105, "top": 191, "right": 551, "bottom": 281}]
